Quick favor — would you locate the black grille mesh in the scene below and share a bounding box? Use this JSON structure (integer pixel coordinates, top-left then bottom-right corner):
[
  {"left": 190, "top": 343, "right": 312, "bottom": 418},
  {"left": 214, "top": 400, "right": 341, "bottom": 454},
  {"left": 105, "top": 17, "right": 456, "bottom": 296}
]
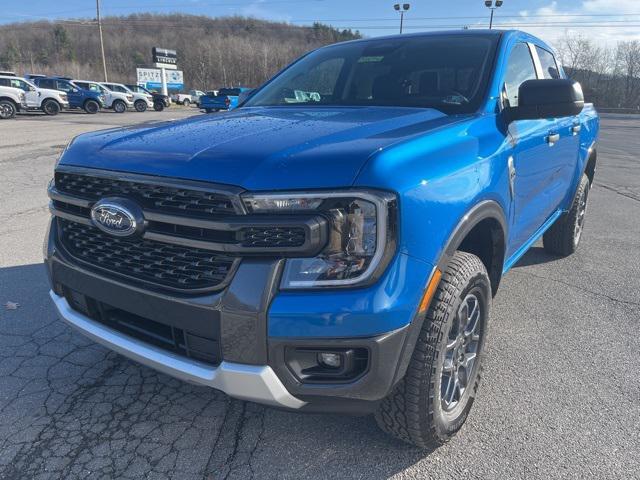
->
[
  {"left": 55, "top": 172, "right": 237, "bottom": 218},
  {"left": 240, "top": 226, "right": 306, "bottom": 248},
  {"left": 58, "top": 219, "right": 236, "bottom": 291}
]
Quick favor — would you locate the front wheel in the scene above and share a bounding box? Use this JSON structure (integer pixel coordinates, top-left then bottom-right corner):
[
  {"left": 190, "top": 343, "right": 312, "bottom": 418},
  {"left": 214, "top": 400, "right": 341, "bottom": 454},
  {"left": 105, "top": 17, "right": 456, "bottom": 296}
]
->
[
  {"left": 83, "top": 100, "right": 100, "bottom": 114},
  {"left": 134, "top": 100, "right": 147, "bottom": 112},
  {"left": 113, "top": 100, "right": 126, "bottom": 113},
  {"left": 42, "top": 99, "right": 61, "bottom": 116},
  {"left": 375, "top": 251, "right": 491, "bottom": 448},
  {"left": 0, "top": 100, "right": 17, "bottom": 119},
  {"left": 543, "top": 173, "right": 590, "bottom": 256}
]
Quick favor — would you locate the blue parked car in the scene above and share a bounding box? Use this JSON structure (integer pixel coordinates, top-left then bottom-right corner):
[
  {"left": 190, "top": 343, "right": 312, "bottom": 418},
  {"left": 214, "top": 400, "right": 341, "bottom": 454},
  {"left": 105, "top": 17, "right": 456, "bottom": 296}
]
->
[
  {"left": 45, "top": 30, "right": 598, "bottom": 447},
  {"left": 200, "top": 87, "right": 252, "bottom": 112},
  {"left": 29, "top": 76, "right": 104, "bottom": 113}
]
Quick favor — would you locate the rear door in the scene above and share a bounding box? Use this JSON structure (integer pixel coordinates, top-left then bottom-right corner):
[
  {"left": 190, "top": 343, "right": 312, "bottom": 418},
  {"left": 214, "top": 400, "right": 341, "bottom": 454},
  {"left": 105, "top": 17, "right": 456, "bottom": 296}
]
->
[{"left": 504, "top": 42, "right": 566, "bottom": 256}]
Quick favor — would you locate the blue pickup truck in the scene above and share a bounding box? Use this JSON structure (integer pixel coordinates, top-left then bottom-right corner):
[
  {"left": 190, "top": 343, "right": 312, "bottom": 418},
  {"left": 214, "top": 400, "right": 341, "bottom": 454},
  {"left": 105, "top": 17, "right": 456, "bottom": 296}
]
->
[
  {"left": 45, "top": 30, "right": 598, "bottom": 447},
  {"left": 200, "top": 87, "right": 251, "bottom": 112},
  {"left": 29, "top": 76, "right": 105, "bottom": 113}
]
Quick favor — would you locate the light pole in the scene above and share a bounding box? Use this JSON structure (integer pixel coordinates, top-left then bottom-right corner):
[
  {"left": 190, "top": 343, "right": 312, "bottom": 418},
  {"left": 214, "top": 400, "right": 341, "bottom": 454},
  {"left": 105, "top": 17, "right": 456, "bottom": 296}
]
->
[
  {"left": 394, "top": 3, "right": 410, "bottom": 34},
  {"left": 484, "top": 0, "right": 503, "bottom": 29}
]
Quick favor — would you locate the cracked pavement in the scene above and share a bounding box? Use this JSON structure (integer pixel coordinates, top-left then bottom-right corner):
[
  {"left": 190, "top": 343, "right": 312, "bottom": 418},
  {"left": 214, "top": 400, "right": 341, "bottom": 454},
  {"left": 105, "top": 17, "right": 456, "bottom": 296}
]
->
[{"left": 1, "top": 111, "right": 639, "bottom": 479}]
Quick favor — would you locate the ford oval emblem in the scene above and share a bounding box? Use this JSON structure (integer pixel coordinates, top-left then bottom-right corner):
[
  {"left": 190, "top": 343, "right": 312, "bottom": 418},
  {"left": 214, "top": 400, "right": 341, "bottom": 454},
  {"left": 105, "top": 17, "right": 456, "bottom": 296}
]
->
[{"left": 90, "top": 198, "right": 143, "bottom": 237}]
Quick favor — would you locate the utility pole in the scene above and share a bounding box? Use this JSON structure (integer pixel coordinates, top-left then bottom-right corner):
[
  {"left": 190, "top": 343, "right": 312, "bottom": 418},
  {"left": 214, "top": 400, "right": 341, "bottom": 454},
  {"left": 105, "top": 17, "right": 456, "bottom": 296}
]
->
[{"left": 96, "top": 0, "right": 108, "bottom": 81}]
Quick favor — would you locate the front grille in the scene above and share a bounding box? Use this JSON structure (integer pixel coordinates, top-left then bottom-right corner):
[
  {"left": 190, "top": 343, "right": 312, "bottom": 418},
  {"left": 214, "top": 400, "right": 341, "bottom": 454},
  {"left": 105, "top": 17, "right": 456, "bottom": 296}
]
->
[
  {"left": 58, "top": 219, "right": 236, "bottom": 291},
  {"left": 55, "top": 172, "right": 238, "bottom": 218},
  {"left": 65, "top": 289, "right": 220, "bottom": 365},
  {"left": 240, "top": 226, "right": 306, "bottom": 248}
]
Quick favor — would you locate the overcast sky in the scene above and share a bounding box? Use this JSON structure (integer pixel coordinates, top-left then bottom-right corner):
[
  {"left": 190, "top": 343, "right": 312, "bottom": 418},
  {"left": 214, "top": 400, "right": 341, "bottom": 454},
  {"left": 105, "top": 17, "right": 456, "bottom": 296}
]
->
[{"left": 3, "top": 0, "right": 640, "bottom": 47}]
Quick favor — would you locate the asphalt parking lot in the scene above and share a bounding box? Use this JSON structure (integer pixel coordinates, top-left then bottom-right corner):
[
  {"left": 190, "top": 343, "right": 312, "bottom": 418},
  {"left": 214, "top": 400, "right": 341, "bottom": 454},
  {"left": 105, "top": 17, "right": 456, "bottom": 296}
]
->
[{"left": 1, "top": 110, "right": 639, "bottom": 480}]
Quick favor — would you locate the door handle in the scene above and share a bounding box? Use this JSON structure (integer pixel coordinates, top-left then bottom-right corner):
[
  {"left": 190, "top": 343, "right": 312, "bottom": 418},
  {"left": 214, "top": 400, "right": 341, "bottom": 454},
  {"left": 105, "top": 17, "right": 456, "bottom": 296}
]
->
[
  {"left": 571, "top": 124, "right": 581, "bottom": 135},
  {"left": 546, "top": 133, "right": 560, "bottom": 145}
]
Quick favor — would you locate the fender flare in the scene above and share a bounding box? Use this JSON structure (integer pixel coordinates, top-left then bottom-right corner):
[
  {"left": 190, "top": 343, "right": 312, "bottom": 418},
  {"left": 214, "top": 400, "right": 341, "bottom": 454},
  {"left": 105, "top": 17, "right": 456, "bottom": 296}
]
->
[{"left": 437, "top": 199, "right": 508, "bottom": 276}]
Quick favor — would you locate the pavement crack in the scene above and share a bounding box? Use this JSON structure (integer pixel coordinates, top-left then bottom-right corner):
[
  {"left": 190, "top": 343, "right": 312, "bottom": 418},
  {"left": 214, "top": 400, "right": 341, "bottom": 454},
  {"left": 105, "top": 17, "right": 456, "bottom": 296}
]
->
[
  {"left": 596, "top": 182, "right": 640, "bottom": 203},
  {"left": 512, "top": 270, "right": 640, "bottom": 308}
]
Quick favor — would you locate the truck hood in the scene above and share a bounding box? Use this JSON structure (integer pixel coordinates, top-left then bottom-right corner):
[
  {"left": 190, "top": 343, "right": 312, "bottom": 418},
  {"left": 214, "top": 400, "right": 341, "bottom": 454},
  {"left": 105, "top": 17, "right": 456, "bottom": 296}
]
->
[{"left": 60, "top": 106, "right": 463, "bottom": 190}]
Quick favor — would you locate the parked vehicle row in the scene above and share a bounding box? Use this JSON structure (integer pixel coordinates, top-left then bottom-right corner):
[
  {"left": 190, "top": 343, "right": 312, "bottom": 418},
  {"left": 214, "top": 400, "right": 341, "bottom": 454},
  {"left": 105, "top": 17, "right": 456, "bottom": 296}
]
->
[{"left": 0, "top": 72, "right": 173, "bottom": 119}]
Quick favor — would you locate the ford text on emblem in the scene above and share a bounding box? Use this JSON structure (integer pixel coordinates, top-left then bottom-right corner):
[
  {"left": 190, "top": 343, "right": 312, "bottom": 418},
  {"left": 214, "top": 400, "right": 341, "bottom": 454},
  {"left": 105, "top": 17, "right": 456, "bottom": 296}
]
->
[{"left": 91, "top": 198, "right": 143, "bottom": 237}]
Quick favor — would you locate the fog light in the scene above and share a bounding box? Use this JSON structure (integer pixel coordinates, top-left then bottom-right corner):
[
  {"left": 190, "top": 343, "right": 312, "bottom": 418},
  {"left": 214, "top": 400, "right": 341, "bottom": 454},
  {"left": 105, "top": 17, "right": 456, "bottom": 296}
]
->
[{"left": 318, "top": 352, "right": 342, "bottom": 368}]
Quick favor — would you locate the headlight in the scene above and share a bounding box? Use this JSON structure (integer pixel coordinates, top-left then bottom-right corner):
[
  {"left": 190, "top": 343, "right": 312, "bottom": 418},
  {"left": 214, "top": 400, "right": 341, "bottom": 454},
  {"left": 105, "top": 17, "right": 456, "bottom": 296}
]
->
[{"left": 242, "top": 190, "right": 397, "bottom": 288}]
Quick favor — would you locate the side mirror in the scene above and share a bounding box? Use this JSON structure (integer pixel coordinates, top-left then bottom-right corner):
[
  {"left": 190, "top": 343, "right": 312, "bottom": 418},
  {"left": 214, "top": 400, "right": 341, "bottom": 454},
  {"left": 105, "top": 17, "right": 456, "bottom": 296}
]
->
[
  {"left": 238, "top": 89, "right": 255, "bottom": 105},
  {"left": 511, "top": 79, "right": 584, "bottom": 121}
]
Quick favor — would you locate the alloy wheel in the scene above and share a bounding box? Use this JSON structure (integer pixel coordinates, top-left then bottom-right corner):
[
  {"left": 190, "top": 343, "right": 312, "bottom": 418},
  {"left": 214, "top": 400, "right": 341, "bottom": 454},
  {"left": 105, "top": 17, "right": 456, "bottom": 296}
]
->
[
  {"left": 441, "top": 293, "right": 483, "bottom": 412},
  {"left": 574, "top": 186, "right": 589, "bottom": 246}
]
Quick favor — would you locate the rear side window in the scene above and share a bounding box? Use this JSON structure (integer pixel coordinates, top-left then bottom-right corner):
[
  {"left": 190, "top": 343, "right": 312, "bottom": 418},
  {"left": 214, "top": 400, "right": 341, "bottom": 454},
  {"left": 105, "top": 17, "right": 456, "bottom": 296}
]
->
[
  {"left": 0, "top": 78, "right": 9, "bottom": 87},
  {"left": 503, "top": 43, "right": 537, "bottom": 108},
  {"left": 535, "top": 46, "right": 561, "bottom": 79}
]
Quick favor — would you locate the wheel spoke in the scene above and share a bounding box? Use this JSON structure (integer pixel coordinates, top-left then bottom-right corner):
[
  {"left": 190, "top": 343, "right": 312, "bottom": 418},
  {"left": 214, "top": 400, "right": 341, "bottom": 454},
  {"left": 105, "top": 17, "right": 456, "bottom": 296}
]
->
[{"left": 442, "top": 356, "right": 455, "bottom": 373}]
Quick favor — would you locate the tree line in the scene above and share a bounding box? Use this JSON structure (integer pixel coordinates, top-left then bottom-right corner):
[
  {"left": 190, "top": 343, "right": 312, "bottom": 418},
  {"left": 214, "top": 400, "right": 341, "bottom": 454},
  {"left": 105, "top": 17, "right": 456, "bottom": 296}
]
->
[
  {"left": 0, "top": 14, "right": 360, "bottom": 90},
  {"left": 556, "top": 33, "right": 640, "bottom": 111}
]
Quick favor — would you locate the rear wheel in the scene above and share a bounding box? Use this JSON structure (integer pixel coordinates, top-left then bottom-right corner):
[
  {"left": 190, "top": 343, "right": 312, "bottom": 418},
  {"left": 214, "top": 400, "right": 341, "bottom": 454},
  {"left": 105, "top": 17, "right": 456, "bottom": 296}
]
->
[
  {"left": 134, "top": 100, "right": 147, "bottom": 112},
  {"left": 205, "top": 108, "right": 213, "bottom": 113},
  {"left": 113, "top": 100, "right": 126, "bottom": 113},
  {"left": 375, "top": 251, "right": 491, "bottom": 448},
  {"left": 153, "top": 101, "right": 164, "bottom": 112},
  {"left": 182, "top": 99, "right": 190, "bottom": 107},
  {"left": 42, "top": 99, "right": 61, "bottom": 116},
  {"left": 0, "top": 100, "right": 17, "bottom": 119},
  {"left": 543, "top": 174, "right": 590, "bottom": 256},
  {"left": 83, "top": 100, "right": 100, "bottom": 114}
]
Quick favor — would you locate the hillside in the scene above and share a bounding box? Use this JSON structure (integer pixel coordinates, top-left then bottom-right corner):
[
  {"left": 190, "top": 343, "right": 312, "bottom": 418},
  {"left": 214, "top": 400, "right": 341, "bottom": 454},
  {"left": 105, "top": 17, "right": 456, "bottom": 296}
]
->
[{"left": 0, "top": 14, "right": 361, "bottom": 90}]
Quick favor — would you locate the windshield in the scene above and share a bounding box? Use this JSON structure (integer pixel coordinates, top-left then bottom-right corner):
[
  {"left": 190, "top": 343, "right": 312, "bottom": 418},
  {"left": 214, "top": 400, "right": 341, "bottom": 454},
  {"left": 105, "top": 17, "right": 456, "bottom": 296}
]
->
[{"left": 245, "top": 34, "right": 498, "bottom": 114}]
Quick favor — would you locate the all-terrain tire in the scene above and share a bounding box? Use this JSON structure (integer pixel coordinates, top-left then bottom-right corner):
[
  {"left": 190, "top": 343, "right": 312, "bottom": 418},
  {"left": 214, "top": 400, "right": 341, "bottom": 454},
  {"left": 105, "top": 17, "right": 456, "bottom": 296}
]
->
[
  {"left": 543, "top": 174, "right": 590, "bottom": 256},
  {"left": 375, "top": 251, "right": 491, "bottom": 448},
  {"left": 42, "top": 99, "right": 61, "bottom": 115}
]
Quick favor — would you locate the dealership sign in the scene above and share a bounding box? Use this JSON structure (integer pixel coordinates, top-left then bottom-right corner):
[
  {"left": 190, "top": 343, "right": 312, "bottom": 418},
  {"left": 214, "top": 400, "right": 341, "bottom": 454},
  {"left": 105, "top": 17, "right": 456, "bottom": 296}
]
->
[
  {"left": 136, "top": 68, "right": 184, "bottom": 90},
  {"left": 152, "top": 47, "right": 177, "bottom": 66}
]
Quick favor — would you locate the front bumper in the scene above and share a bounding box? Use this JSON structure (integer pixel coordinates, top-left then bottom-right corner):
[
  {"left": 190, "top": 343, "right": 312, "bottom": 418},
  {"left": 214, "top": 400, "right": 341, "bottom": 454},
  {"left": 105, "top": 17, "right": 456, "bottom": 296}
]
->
[
  {"left": 45, "top": 215, "right": 433, "bottom": 412},
  {"left": 50, "top": 291, "right": 304, "bottom": 409}
]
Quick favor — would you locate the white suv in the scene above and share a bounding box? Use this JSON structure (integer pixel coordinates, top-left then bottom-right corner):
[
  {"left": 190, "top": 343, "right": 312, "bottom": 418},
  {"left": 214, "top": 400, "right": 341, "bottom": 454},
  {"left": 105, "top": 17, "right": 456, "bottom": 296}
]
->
[
  {"left": 73, "top": 80, "right": 133, "bottom": 113},
  {"left": 101, "top": 82, "right": 153, "bottom": 112},
  {"left": 0, "top": 83, "right": 27, "bottom": 119},
  {"left": 0, "top": 75, "right": 69, "bottom": 115}
]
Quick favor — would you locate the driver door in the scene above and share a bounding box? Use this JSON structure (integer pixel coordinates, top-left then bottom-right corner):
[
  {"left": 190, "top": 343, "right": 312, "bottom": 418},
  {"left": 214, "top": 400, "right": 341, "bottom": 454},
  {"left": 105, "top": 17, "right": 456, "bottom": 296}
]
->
[{"left": 503, "top": 43, "right": 565, "bottom": 257}]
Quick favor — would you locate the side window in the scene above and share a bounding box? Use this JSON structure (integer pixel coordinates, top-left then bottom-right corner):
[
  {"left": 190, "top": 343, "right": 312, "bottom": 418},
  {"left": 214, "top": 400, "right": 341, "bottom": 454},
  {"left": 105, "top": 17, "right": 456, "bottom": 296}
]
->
[
  {"left": 535, "top": 46, "right": 561, "bottom": 79},
  {"left": 503, "top": 43, "right": 537, "bottom": 108}
]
